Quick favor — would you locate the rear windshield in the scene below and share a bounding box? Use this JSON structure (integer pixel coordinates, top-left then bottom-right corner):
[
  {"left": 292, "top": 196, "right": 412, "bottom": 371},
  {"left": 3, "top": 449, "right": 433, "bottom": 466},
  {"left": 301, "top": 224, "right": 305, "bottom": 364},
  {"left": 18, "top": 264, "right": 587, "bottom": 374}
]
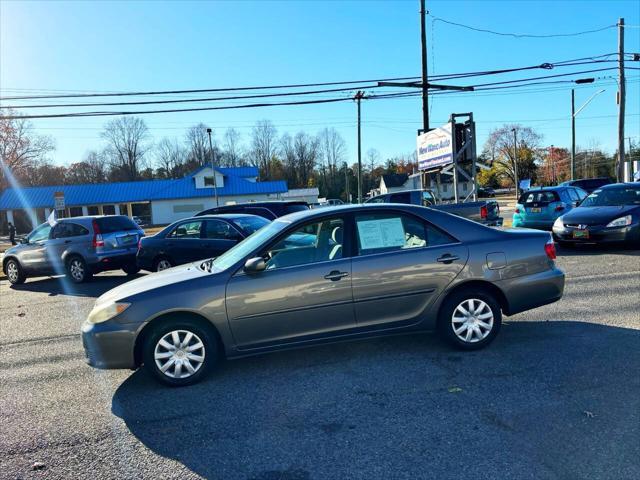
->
[
  {"left": 231, "top": 216, "right": 270, "bottom": 235},
  {"left": 284, "top": 204, "right": 310, "bottom": 214},
  {"left": 95, "top": 216, "right": 139, "bottom": 233},
  {"left": 518, "top": 191, "right": 560, "bottom": 204}
]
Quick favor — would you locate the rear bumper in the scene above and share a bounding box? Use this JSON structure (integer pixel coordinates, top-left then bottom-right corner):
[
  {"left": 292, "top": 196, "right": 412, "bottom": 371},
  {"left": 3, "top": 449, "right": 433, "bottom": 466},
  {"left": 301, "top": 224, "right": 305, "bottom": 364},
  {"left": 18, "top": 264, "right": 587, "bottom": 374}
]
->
[
  {"left": 496, "top": 267, "right": 565, "bottom": 316},
  {"left": 512, "top": 218, "right": 554, "bottom": 230},
  {"left": 81, "top": 320, "right": 138, "bottom": 369},
  {"left": 553, "top": 223, "right": 640, "bottom": 244},
  {"left": 89, "top": 253, "right": 137, "bottom": 273}
]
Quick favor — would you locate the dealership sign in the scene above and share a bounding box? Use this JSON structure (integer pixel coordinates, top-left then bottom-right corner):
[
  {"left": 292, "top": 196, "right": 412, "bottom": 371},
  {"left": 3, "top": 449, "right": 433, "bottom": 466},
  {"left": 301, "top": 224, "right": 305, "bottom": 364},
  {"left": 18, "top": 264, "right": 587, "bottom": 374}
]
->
[{"left": 417, "top": 123, "right": 453, "bottom": 170}]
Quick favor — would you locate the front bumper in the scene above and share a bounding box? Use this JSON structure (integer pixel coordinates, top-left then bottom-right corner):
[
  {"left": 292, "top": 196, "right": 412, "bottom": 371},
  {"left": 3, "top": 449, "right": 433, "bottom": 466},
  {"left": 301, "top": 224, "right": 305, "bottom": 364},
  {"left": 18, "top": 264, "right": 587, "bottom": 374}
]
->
[
  {"left": 496, "top": 267, "right": 565, "bottom": 316},
  {"left": 81, "top": 320, "right": 138, "bottom": 369},
  {"left": 552, "top": 222, "right": 640, "bottom": 244}
]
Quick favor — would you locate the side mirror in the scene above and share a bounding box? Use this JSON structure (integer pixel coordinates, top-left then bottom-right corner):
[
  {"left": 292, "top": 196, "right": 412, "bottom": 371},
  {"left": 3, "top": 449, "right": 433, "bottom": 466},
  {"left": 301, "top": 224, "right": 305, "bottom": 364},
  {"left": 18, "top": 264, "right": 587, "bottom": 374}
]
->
[
  {"left": 244, "top": 256, "right": 266, "bottom": 274},
  {"left": 20, "top": 237, "right": 28, "bottom": 244}
]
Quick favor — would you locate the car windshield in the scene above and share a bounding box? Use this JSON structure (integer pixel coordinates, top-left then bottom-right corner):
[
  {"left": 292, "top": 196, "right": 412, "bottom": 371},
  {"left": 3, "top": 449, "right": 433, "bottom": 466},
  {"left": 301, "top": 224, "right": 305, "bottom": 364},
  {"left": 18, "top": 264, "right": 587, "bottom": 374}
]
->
[
  {"left": 580, "top": 186, "right": 640, "bottom": 207},
  {"left": 206, "top": 219, "right": 289, "bottom": 272},
  {"left": 231, "top": 216, "right": 270, "bottom": 235}
]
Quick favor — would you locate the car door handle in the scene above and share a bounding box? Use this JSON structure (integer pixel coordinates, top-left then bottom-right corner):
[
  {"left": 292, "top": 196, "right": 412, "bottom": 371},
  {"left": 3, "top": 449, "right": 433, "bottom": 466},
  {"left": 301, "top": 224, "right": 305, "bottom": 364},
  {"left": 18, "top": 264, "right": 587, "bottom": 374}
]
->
[
  {"left": 437, "top": 254, "right": 459, "bottom": 264},
  {"left": 324, "top": 270, "right": 349, "bottom": 281},
  {"left": 64, "top": 240, "right": 72, "bottom": 244}
]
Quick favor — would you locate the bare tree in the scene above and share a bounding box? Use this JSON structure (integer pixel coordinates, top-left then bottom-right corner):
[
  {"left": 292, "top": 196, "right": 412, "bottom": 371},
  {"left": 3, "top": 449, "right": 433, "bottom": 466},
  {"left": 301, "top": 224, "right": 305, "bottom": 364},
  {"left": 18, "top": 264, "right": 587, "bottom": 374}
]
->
[
  {"left": 484, "top": 124, "right": 542, "bottom": 187},
  {"left": 154, "top": 138, "right": 185, "bottom": 178},
  {"left": 281, "top": 132, "right": 319, "bottom": 188},
  {"left": 185, "top": 123, "right": 213, "bottom": 167},
  {"left": 251, "top": 120, "right": 278, "bottom": 178},
  {"left": 0, "top": 110, "right": 55, "bottom": 189},
  {"left": 318, "top": 128, "right": 347, "bottom": 174},
  {"left": 101, "top": 116, "right": 150, "bottom": 181},
  {"left": 66, "top": 150, "right": 107, "bottom": 184},
  {"left": 222, "top": 128, "right": 244, "bottom": 167}
]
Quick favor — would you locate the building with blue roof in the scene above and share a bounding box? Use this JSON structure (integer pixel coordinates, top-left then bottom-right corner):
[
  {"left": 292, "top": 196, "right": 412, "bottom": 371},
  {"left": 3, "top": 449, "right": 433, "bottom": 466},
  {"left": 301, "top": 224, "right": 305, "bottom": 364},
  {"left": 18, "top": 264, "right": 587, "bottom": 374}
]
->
[{"left": 0, "top": 166, "right": 300, "bottom": 232}]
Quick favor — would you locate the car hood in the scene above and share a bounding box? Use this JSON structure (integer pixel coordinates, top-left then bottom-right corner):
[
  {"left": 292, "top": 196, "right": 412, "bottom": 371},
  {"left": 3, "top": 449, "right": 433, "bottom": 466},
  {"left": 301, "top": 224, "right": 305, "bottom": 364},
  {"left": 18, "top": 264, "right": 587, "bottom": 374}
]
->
[
  {"left": 561, "top": 205, "right": 638, "bottom": 224},
  {"left": 96, "top": 262, "right": 208, "bottom": 305}
]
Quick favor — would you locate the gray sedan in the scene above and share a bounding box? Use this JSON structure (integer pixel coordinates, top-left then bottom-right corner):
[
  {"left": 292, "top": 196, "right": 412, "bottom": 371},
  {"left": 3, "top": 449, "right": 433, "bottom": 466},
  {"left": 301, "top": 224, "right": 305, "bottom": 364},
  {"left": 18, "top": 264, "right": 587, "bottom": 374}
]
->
[{"left": 82, "top": 204, "right": 565, "bottom": 386}]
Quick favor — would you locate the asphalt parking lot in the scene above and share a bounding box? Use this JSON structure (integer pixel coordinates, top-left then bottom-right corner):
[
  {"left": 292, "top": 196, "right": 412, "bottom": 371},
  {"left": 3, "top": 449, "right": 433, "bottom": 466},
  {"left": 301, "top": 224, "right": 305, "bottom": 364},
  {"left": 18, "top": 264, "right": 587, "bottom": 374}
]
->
[{"left": 1, "top": 245, "right": 639, "bottom": 480}]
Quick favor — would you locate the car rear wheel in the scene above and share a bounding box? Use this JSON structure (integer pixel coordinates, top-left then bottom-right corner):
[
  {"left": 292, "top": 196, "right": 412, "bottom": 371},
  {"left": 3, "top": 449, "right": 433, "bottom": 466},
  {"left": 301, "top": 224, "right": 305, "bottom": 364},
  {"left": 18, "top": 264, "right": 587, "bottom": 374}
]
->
[
  {"left": 5, "top": 259, "right": 26, "bottom": 285},
  {"left": 143, "top": 320, "right": 218, "bottom": 387},
  {"left": 66, "top": 256, "right": 91, "bottom": 283},
  {"left": 122, "top": 262, "right": 141, "bottom": 275},
  {"left": 154, "top": 257, "right": 173, "bottom": 272},
  {"left": 438, "top": 289, "right": 502, "bottom": 350}
]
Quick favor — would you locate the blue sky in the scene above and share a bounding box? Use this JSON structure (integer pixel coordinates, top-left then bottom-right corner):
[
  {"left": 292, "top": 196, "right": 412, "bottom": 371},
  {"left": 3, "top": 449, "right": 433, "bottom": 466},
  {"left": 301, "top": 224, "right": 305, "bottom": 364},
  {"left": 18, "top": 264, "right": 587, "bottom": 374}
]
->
[{"left": 1, "top": 0, "right": 639, "bottom": 167}]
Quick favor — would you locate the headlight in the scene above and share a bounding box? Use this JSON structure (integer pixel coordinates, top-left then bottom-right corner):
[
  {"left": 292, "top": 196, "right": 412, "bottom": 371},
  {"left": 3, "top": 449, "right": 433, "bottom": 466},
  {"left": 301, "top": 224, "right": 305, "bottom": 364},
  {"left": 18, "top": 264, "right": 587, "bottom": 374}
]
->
[
  {"left": 606, "top": 215, "right": 632, "bottom": 228},
  {"left": 87, "top": 302, "right": 130, "bottom": 324},
  {"left": 553, "top": 216, "right": 564, "bottom": 229}
]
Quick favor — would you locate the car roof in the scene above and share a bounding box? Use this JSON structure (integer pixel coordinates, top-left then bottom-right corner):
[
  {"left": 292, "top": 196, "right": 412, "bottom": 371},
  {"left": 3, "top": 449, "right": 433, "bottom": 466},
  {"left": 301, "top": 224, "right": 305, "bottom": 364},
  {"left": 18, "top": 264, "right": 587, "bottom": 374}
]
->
[
  {"left": 598, "top": 182, "right": 639, "bottom": 189},
  {"left": 192, "top": 213, "right": 263, "bottom": 220},
  {"left": 276, "top": 203, "right": 427, "bottom": 223}
]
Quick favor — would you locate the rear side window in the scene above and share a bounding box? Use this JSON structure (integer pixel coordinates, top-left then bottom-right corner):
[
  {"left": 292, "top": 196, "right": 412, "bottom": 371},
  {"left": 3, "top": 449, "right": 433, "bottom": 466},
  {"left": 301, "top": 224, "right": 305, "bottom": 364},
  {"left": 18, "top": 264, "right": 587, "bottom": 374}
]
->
[
  {"left": 518, "top": 191, "right": 560, "bottom": 204},
  {"left": 389, "top": 192, "right": 411, "bottom": 204},
  {"left": 169, "top": 220, "right": 203, "bottom": 239},
  {"left": 53, "top": 223, "right": 89, "bottom": 238},
  {"left": 95, "top": 216, "right": 138, "bottom": 233},
  {"left": 231, "top": 216, "right": 269, "bottom": 235}
]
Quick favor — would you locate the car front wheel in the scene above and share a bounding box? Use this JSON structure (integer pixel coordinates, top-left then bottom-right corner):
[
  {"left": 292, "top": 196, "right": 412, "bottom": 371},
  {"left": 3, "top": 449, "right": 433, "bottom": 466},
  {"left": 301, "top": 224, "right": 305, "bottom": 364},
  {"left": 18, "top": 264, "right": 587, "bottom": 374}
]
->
[
  {"left": 5, "top": 259, "right": 26, "bottom": 285},
  {"left": 66, "top": 256, "right": 91, "bottom": 283},
  {"left": 438, "top": 289, "right": 502, "bottom": 350},
  {"left": 143, "top": 320, "right": 218, "bottom": 386}
]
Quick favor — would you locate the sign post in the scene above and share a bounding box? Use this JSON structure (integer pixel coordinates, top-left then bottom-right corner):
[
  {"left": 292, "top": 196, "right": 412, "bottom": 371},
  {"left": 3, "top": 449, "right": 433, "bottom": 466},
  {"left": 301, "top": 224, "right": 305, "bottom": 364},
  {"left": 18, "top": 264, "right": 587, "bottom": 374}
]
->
[{"left": 54, "top": 192, "right": 65, "bottom": 215}]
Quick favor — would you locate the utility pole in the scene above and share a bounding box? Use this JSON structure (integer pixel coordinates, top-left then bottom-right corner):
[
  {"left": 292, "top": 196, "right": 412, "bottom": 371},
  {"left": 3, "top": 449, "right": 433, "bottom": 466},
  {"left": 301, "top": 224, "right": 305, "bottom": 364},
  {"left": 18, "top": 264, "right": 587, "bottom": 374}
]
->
[
  {"left": 571, "top": 90, "right": 576, "bottom": 180},
  {"left": 550, "top": 145, "right": 556, "bottom": 184},
  {"left": 344, "top": 162, "right": 349, "bottom": 203},
  {"left": 355, "top": 90, "right": 365, "bottom": 203},
  {"left": 512, "top": 128, "right": 519, "bottom": 199},
  {"left": 420, "top": 0, "right": 429, "bottom": 133},
  {"left": 617, "top": 18, "right": 626, "bottom": 182},
  {"left": 206, "top": 128, "right": 219, "bottom": 206}
]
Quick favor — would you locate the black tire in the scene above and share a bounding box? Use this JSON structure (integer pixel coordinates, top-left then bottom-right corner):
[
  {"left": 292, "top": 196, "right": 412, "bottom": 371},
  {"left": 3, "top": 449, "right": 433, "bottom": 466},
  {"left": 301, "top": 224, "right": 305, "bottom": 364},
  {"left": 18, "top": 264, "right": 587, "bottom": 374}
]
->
[
  {"left": 143, "top": 319, "right": 218, "bottom": 387},
  {"left": 5, "top": 258, "right": 26, "bottom": 285},
  {"left": 438, "top": 288, "right": 502, "bottom": 350},
  {"left": 122, "top": 262, "right": 141, "bottom": 275},
  {"left": 66, "top": 255, "right": 91, "bottom": 283},
  {"left": 153, "top": 256, "right": 174, "bottom": 272}
]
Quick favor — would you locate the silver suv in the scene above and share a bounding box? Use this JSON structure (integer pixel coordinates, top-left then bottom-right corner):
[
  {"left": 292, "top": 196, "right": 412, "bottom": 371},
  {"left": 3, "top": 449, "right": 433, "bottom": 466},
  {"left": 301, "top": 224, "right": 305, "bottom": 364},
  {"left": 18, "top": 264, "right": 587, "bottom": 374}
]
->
[{"left": 3, "top": 215, "right": 144, "bottom": 284}]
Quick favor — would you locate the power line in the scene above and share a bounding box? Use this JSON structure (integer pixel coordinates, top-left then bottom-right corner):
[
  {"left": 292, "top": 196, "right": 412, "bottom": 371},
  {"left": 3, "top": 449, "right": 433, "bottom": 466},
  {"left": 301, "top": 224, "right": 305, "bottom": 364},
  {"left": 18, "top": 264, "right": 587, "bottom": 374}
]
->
[{"left": 429, "top": 15, "right": 616, "bottom": 39}]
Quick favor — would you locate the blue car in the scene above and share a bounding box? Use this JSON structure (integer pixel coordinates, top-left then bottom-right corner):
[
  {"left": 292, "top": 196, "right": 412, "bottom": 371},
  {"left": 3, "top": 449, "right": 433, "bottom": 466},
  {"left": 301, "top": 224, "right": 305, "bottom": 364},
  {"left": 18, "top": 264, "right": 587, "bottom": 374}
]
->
[{"left": 513, "top": 186, "right": 588, "bottom": 230}]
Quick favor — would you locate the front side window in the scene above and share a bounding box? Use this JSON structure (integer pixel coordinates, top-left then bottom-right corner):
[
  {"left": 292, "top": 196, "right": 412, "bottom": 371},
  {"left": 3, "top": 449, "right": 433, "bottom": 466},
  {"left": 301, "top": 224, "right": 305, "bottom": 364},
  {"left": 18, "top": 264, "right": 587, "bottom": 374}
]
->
[
  {"left": 169, "top": 221, "right": 202, "bottom": 239},
  {"left": 264, "top": 217, "right": 344, "bottom": 270},
  {"left": 422, "top": 191, "right": 435, "bottom": 206},
  {"left": 355, "top": 212, "right": 455, "bottom": 256},
  {"left": 28, "top": 224, "right": 52, "bottom": 243}
]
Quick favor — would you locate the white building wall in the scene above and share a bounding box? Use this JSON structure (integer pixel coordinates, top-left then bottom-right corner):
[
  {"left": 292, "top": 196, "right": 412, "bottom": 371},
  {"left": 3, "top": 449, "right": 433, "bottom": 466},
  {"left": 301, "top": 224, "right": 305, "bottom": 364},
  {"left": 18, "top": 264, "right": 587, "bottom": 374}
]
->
[{"left": 151, "top": 193, "right": 279, "bottom": 225}]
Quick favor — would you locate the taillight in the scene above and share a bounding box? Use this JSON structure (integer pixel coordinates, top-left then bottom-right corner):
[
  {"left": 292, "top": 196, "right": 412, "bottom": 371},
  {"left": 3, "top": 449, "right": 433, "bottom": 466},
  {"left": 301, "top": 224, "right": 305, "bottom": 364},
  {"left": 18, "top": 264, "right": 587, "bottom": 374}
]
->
[
  {"left": 544, "top": 238, "right": 557, "bottom": 260},
  {"left": 480, "top": 205, "right": 488, "bottom": 218},
  {"left": 554, "top": 205, "right": 565, "bottom": 212},
  {"left": 92, "top": 219, "right": 104, "bottom": 248},
  {"left": 137, "top": 238, "right": 142, "bottom": 251},
  {"left": 514, "top": 208, "right": 520, "bottom": 214}
]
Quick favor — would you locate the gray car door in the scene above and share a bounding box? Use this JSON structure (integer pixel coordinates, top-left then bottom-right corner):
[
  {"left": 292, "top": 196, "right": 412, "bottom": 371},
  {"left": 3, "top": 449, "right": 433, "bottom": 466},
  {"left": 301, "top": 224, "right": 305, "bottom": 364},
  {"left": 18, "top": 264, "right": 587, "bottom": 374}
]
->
[
  {"left": 225, "top": 215, "right": 355, "bottom": 349},
  {"left": 351, "top": 211, "right": 468, "bottom": 328},
  {"left": 19, "top": 223, "right": 53, "bottom": 274}
]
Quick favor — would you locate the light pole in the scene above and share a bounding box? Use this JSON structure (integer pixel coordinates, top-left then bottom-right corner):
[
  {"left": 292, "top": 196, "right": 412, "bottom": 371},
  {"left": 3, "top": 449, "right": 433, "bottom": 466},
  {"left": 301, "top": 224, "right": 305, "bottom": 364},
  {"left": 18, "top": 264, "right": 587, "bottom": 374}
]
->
[
  {"left": 571, "top": 85, "right": 605, "bottom": 180},
  {"left": 206, "top": 128, "right": 219, "bottom": 207},
  {"left": 512, "top": 128, "right": 519, "bottom": 199}
]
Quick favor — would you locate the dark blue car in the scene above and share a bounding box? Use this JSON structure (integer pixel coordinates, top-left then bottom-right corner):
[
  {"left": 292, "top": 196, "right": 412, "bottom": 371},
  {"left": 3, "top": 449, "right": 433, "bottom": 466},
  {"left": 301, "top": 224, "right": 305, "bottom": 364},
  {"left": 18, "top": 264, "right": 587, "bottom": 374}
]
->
[
  {"left": 137, "top": 214, "right": 269, "bottom": 272},
  {"left": 513, "top": 186, "right": 588, "bottom": 230}
]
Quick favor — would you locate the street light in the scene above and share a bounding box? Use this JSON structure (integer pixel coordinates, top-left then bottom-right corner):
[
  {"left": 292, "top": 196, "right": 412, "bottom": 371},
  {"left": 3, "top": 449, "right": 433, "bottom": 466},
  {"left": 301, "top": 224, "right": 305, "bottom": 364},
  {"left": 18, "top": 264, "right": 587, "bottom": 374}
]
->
[{"left": 571, "top": 87, "right": 606, "bottom": 179}]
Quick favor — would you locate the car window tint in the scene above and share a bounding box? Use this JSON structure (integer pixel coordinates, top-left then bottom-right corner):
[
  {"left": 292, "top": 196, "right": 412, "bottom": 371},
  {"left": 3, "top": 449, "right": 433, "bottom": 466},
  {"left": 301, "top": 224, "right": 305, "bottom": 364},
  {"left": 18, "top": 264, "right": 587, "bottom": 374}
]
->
[
  {"left": 567, "top": 189, "right": 579, "bottom": 202},
  {"left": 422, "top": 191, "right": 435, "bottom": 206},
  {"left": 284, "top": 204, "right": 310, "bottom": 214},
  {"left": 231, "top": 216, "right": 269, "bottom": 235},
  {"left": 204, "top": 220, "right": 241, "bottom": 240},
  {"left": 96, "top": 216, "right": 138, "bottom": 233},
  {"left": 265, "top": 217, "right": 344, "bottom": 269},
  {"left": 53, "top": 223, "right": 89, "bottom": 238},
  {"left": 366, "top": 196, "right": 386, "bottom": 203},
  {"left": 355, "top": 213, "right": 427, "bottom": 255},
  {"left": 518, "top": 191, "right": 559, "bottom": 204},
  {"left": 575, "top": 188, "right": 588, "bottom": 200},
  {"left": 245, "top": 207, "right": 276, "bottom": 220},
  {"left": 28, "top": 224, "right": 52, "bottom": 243},
  {"left": 169, "top": 221, "right": 202, "bottom": 238},
  {"left": 389, "top": 192, "right": 411, "bottom": 204}
]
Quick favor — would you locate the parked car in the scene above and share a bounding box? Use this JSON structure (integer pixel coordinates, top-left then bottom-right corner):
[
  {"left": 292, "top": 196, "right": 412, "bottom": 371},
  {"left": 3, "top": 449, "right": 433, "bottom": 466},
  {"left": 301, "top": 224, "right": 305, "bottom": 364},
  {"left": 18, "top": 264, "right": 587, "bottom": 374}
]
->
[
  {"left": 3, "top": 215, "right": 144, "bottom": 285},
  {"left": 196, "top": 201, "right": 309, "bottom": 220},
  {"left": 478, "top": 187, "right": 496, "bottom": 198},
  {"left": 560, "top": 177, "right": 612, "bottom": 194},
  {"left": 365, "top": 189, "right": 503, "bottom": 226},
  {"left": 552, "top": 182, "right": 640, "bottom": 245},
  {"left": 137, "top": 214, "right": 269, "bottom": 272},
  {"left": 82, "top": 204, "right": 564, "bottom": 386},
  {"left": 513, "top": 186, "right": 588, "bottom": 230}
]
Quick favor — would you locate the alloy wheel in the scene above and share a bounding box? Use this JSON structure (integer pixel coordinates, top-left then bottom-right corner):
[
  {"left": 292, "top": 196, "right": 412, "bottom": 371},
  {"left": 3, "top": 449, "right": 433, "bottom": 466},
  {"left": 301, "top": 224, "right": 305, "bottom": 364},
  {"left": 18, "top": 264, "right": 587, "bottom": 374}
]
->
[
  {"left": 154, "top": 330, "right": 206, "bottom": 379},
  {"left": 451, "top": 298, "right": 494, "bottom": 343},
  {"left": 7, "top": 262, "right": 18, "bottom": 282},
  {"left": 156, "top": 259, "right": 172, "bottom": 272},
  {"left": 69, "top": 259, "right": 84, "bottom": 281}
]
